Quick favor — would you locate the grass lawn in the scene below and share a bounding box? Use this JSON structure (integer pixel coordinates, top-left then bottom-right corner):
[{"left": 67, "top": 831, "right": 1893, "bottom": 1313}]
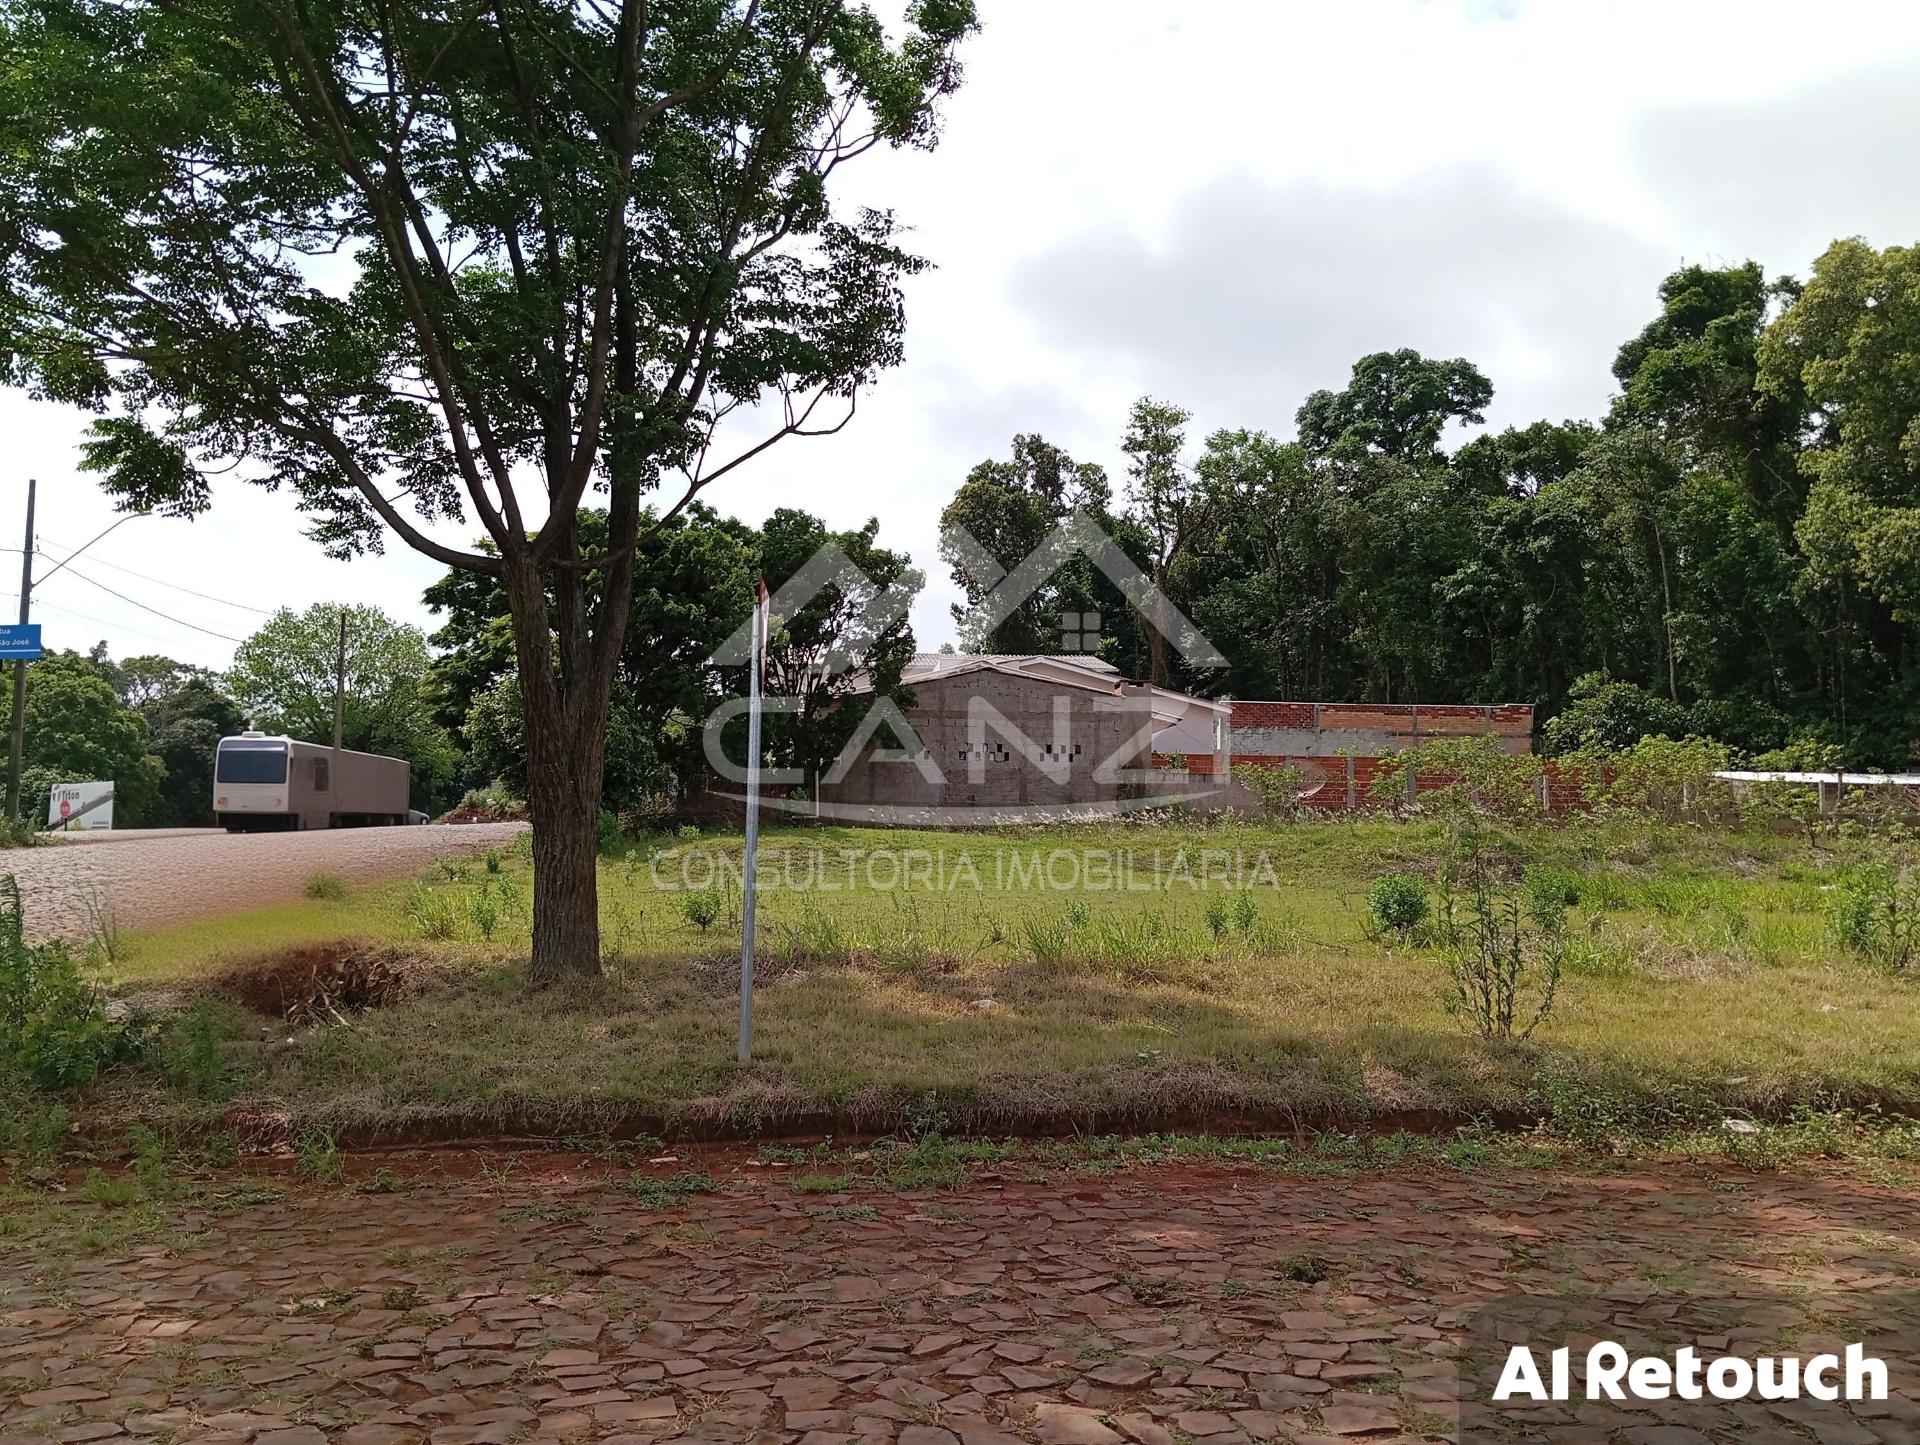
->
[{"left": 68, "top": 817, "right": 1920, "bottom": 1143}]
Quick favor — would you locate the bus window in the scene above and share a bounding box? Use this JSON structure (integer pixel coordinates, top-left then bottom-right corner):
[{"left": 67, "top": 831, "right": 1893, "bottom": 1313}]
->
[{"left": 216, "top": 743, "right": 289, "bottom": 785}]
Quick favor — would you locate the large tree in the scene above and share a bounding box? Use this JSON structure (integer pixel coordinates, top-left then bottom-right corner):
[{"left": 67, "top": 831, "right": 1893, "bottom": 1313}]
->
[
  {"left": 20, "top": 651, "right": 163, "bottom": 827},
  {"left": 0, "top": 0, "right": 975, "bottom": 980}
]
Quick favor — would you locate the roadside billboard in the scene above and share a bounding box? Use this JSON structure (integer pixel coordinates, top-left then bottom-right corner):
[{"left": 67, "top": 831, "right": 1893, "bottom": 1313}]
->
[{"left": 47, "top": 781, "right": 115, "bottom": 831}]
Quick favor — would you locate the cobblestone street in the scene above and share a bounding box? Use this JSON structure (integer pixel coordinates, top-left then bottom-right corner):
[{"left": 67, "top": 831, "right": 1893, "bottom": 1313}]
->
[{"left": 3, "top": 1153, "right": 1917, "bottom": 1444}]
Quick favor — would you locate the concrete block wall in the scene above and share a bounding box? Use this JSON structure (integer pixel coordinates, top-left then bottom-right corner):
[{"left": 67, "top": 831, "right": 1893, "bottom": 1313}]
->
[{"left": 818, "top": 671, "right": 1161, "bottom": 812}]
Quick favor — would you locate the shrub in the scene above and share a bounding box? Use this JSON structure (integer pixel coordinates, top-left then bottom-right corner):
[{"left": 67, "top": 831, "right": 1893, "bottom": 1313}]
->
[
  {"left": 1204, "top": 894, "right": 1229, "bottom": 940},
  {"left": 1829, "top": 863, "right": 1919, "bottom": 973},
  {"left": 1366, "top": 873, "right": 1429, "bottom": 937},
  {"left": 1229, "top": 890, "right": 1258, "bottom": 935},
  {"left": 158, "top": 1004, "right": 235, "bottom": 1097},
  {"left": 304, "top": 873, "right": 347, "bottom": 901},
  {"left": 0, "top": 876, "right": 136, "bottom": 1090},
  {"left": 1592, "top": 734, "right": 1733, "bottom": 823},
  {"left": 596, "top": 809, "right": 626, "bottom": 855},
  {"left": 681, "top": 885, "right": 722, "bottom": 932},
  {"left": 1368, "top": 735, "right": 1543, "bottom": 830},
  {"left": 1434, "top": 855, "right": 1567, "bottom": 1041},
  {"left": 469, "top": 883, "right": 502, "bottom": 941},
  {"left": 1523, "top": 865, "right": 1581, "bottom": 916},
  {"left": 1231, "top": 762, "right": 1308, "bottom": 816}
]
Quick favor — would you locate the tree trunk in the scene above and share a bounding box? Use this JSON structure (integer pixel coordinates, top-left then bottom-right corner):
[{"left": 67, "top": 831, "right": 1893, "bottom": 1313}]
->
[
  {"left": 526, "top": 744, "right": 599, "bottom": 982},
  {"left": 523, "top": 689, "right": 604, "bottom": 982},
  {"left": 506, "top": 545, "right": 614, "bottom": 986}
]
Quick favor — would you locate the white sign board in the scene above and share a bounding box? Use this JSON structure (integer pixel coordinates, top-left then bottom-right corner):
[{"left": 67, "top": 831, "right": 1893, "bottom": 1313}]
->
[{"left": 48, "top": 781, "right": 115, "bottom": 831}]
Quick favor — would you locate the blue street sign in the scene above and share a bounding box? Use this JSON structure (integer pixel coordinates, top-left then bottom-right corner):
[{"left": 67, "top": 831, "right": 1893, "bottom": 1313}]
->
[{"left": 0, "top": 624, "right": 42, "bottom": 660}]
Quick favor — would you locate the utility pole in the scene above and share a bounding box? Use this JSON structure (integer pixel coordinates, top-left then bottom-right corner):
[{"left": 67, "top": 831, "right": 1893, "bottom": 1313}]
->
[
  {"left": 332, "top": 607, "right": 347, "bottom": 754},
  {"left": 6, "top": 479, "right": 36, "bottom": 825},
  {"left": 331, "top": 607, "right": 346, "bottom": 824}
]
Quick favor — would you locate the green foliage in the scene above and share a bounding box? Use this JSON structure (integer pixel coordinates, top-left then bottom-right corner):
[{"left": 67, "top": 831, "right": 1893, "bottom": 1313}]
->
[
  {"left": 1594, "top": 735, "right": 1733, "bottom": 823},
  {"left": 680, "top": 886, "right": 722, "bottom": 933},
  {"left": 1523, "top": 866, "right": 1582, "bottom": 915},
  {"left": 19, "top": 651, "right": 162, "bottom": 826},
  {"left": 405, "top": 885, "right": 461, "bottom": 942},
  {"left": 293, "top": 1125, "right": 343, "bottom": 1182},
  {"left": 624, "top": 1170, "right": 718, "bottom": 1211},
  {"left": 1828, "top": 863, "right": 1920, "bottom": 973},
  {"left": 157, "top": 1005, "right": 234, "bottom": 1098},
  {"left": 1434, "top": 849, "right": 1567, "bottom": 1041},
  {"left": 304, "top": 874, "right": 347, "bottom": 902},
  {"left": 0, "top": 876, "right": 135, "bottom": 1090},
  {"left": 595, "top": 809, "right": 626, "bottom": 856},
  {"left": 1296, "top": 349, "right": 1493, "bottom": 463},
  {"left": 1369, "top": 734, "right": 1543, "bottom": 831},
  {"left": 1366, "top": 873, "right": 1429, "bottom": 937},
  {"left": 1232, "top": 762, "right": 1309, "bottom": 816},
  {"left": 229, "top": 605, "right": 460, "bottom": 814}
]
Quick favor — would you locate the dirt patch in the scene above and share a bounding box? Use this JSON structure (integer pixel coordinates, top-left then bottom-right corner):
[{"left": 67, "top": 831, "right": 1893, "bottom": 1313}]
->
[{"left": 211, "top": 939, "right": 441, "bottom": 1026}]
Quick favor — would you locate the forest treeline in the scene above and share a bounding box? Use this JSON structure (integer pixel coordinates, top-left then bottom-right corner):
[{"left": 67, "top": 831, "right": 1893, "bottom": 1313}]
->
[{"left": 941, "top": 241, "right": 1920, "bottom": 769}]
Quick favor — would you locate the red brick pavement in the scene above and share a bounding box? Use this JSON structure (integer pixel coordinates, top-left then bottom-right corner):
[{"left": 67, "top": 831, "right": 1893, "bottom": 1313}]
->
[{"left": 3, "top": 1154, "right": 1917, "bottom": 1444}]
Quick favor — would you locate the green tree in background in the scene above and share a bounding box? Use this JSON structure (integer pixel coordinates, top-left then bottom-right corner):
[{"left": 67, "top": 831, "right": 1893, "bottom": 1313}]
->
[
  {"left": 938, "top": 433, "right": 1151, "bottom": 674},
  {"left": 228, "top": 605, "right": 458, "bottom": 813},
  {"left": 142, "top": 676, "right": 247, "bottom": 828},
  {"left": 428, "top": 504, "right": 917, "bottom": 815},
  {"left": 1296, "top": 349, "right": 1494, "bottom": 463},
  {"left": 19, "top": 651, "right": 161, "bottom": 826}
]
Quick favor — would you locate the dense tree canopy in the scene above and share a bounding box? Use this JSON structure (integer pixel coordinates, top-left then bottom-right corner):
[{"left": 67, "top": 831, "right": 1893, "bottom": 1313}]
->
[
  {"left": 19, "top": 651, "right": 162, "bottom": 826},
  {"left": 943, "top": 247, "right": 1920, "bottom": 769}
]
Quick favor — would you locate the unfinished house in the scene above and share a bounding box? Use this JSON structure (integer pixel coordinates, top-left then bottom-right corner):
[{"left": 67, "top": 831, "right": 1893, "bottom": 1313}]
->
[{"left": 815, "top": 654, "right": 1230, "bottom": 820}]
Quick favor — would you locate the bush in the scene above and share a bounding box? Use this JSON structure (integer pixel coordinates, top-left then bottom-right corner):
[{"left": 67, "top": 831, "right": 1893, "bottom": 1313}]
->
[
  {"left": 1524, "top": 865, "right": 1581, "bottom": 916},
  {"left": 1231, "top": 762, "right": 1308, "bottom": 816},
  {"left": 1366, "top": 873, "right": 1429, "bottom": 937},
  {"left": 596, "top": 809, "right": 626, "bottom": 855},
  {"left": 304, "top": 873, "right": 347, "bottom": 901},
  {"left": 1434, "top": 852, "right": 1567, "bottom": 1041},
  {"left": 0, "top": 875, "right": 136, "bottom": 1090},
  {"left": 681, "top": 885, "right": 722, "bottom": 932},
  {"left": 1829, "top": 863, "right": 1919, "bottom": 972},
  {"left": 1368, "top": 735, "right": 1543, "bottom": 830},
  {"left": 1591, "top": 734, "right": 1733, "bottom": 823}
]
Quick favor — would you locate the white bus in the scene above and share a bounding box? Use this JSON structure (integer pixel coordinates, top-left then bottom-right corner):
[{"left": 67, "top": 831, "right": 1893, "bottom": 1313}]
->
[{"left": 214, "top": 731, "right": 416, "bottom": 832}]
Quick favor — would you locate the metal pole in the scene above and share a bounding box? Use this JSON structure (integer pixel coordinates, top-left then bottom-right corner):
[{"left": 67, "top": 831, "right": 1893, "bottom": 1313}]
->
[
  {"left": 737, "top": 581, "right": 767, "bottom": 1064},
  {"left": 6, "top": 479, "right": 36, "bottom": 825},
  {"left": 331, "top": 607, "right": 347, "bottom": 826}
]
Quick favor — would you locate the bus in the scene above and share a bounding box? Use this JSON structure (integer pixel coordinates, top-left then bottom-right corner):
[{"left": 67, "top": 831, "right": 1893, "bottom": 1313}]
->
[{"left": 214, "top": 731, "right": 416, "bottom": 832}]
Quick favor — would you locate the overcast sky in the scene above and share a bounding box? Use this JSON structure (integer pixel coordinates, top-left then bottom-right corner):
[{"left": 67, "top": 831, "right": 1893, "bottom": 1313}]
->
[{"left": 4, "top": 0, "right": 1920, "bottom": 672}]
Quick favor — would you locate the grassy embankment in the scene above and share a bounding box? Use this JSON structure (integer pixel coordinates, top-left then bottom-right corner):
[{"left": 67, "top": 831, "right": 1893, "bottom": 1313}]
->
[{"left": 61, "top": 815, "right": 1919, "bottom": 1144}]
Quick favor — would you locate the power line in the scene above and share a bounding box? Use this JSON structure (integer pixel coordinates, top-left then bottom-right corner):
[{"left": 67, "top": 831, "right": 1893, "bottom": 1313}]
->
[
  {"left": 36, "top": 560, "right": 245, "bottom": 644},
  {"left": 31, "top": 537, "right": 273, "bottom": 615},
  {"left": 0, "top": 590, "right": 196, "bottom": 649}
]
